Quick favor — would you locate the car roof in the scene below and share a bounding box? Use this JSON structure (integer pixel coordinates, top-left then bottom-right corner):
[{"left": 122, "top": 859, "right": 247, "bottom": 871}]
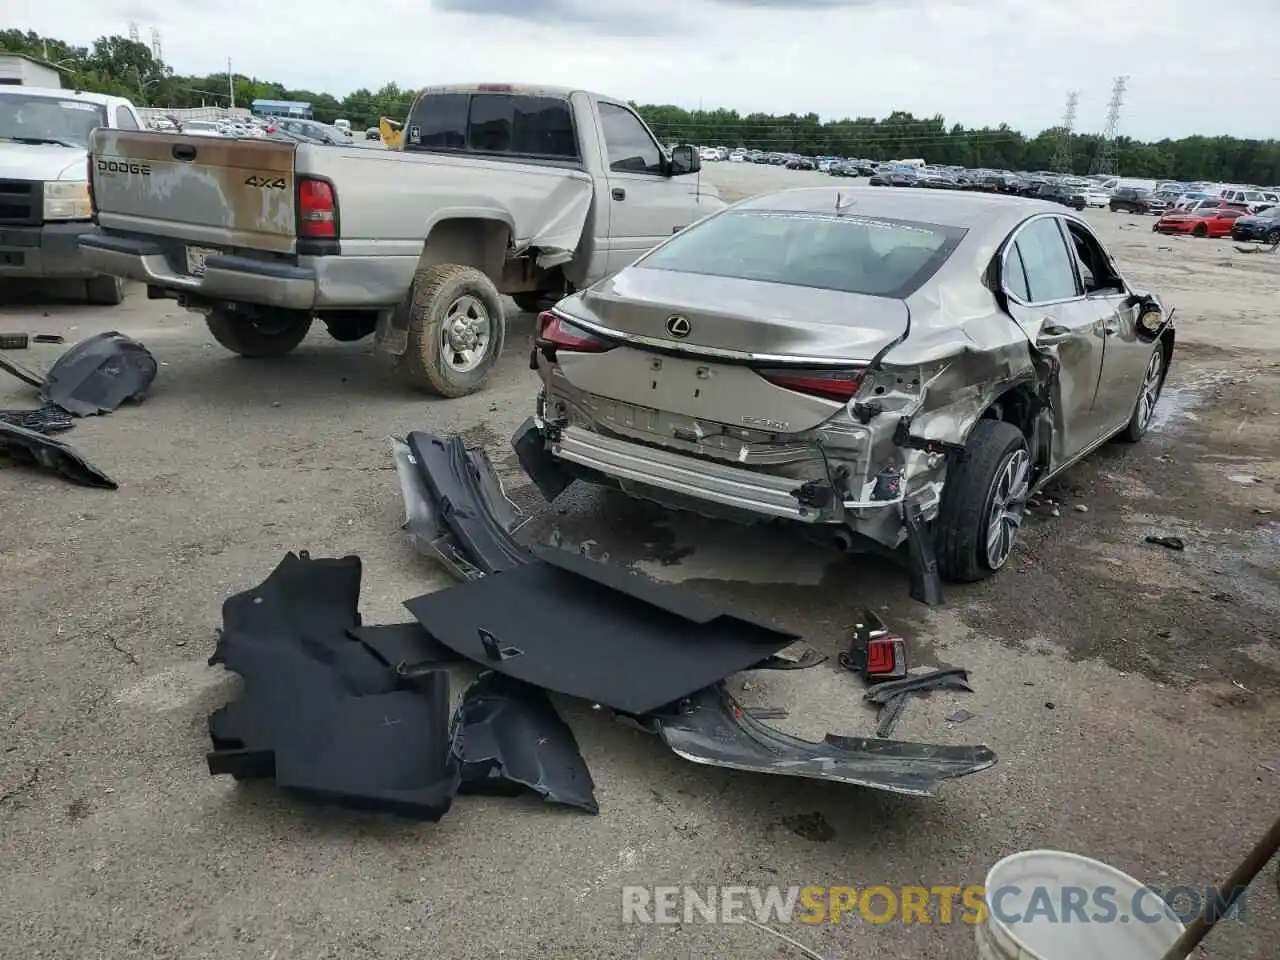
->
[
  {"left": 0, "top": 85, "right": 117, "bottom": 106},
  {"left": 732, "top": 186, "right": 1062, "bottom": 239}
]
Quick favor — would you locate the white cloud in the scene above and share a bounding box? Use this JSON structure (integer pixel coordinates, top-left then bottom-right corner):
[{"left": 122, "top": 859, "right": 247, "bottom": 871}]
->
[{"left": 8, "top": 0, "right": 1278, "bottom": 140}]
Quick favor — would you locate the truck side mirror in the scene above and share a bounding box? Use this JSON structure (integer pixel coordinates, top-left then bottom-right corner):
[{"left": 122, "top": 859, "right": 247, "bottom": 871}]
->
[{"left": 669, "top": 144, "right": 700, "bottom": 177}]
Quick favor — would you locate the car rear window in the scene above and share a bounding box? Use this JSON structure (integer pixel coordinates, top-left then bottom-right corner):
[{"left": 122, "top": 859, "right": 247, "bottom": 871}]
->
[
  {"left": 404, "top": 92, "right": 578, "bottom": 159},
  {"left": 635, "top": 210, "right": 967, "bottom": 299}
]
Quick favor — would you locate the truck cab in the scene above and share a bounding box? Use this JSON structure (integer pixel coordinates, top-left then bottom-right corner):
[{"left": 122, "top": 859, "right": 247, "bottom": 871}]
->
[{"left": 0, "top": 85, "right": 142, "bottom": 304}]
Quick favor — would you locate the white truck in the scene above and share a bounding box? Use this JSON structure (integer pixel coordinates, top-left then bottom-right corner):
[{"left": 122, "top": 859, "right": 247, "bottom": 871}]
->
[
  {"left": 79, "top": 83, "right": 725, "bottom": 396},
  {"left": 0, "top": 85, "right": 143, "bottom": 304}
]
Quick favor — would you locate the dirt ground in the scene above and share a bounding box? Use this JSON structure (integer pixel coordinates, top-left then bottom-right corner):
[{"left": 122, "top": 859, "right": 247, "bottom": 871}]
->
[{"left": 1, "top": 165, "right": 1276, "bottom": 959}]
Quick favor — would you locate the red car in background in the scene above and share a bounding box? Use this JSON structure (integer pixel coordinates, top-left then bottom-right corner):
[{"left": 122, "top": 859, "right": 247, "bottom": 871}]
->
[{"left": 1153, "top": 207, "right": 1244, "bottom": 238}]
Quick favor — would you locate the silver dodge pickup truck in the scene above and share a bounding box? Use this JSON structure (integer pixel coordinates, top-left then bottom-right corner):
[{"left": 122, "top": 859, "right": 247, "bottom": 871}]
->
[{"left": 79, "top": 83, "right": 725, "bottom": 396}]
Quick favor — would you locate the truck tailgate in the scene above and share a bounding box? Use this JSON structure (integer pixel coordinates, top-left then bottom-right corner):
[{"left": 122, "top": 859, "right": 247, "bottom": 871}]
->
[{"left": 89, "top": 130, "right": 298, "bottom": 253}]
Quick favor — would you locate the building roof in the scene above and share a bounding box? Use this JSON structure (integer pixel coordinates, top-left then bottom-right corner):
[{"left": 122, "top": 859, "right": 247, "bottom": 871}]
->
[
  {"left": 0, "top": 52, "right": 70, "bottom": 73},
  {"left": 252, "top": 98, "right": 312, "bottom": 108}
]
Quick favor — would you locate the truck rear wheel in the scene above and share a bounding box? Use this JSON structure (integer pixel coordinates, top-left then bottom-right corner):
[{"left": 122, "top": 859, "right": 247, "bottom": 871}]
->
[
  {"left": 84, "top": 275, "right": 125, "bottom": 306},
  {"left": 403, "top": 263, "right": 505, "bottom": 398},
  {"left": 205, "top": 308, "right": 312, "bottom": 358}
]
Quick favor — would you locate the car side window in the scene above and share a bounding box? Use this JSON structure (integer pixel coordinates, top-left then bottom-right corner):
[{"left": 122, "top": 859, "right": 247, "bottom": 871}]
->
[
  {"left": 1063, "top": 220, "right": 1123, "bottom": 295},
  {"left": 1003, "top": 242, "right": 1032, "bottom": 302},
  {"left": 598, "top": 103, "right": 664, "bottom": 175},
  {"left": 1014, "top": 218, "right": 1080, "bottom": 303},
  {"left": 114, "top": 107, "right": 139, "bottom": 130}
]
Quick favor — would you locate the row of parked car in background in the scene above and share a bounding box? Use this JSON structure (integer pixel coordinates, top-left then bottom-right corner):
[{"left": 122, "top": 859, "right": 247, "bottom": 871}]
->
[
  {"left": 696, "top": 146, "right": 1280, "bottom": 244},
  {"left": 148, "top": 113, "right": 356, "bottom": 145}
]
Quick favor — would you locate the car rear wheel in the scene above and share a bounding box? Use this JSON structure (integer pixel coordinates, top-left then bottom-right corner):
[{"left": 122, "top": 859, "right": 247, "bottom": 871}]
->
[
  {"left": 1267, "top": 228, "right": 1280, "bottom": 244},
  {"left": 402, "top": 263, "right": 506, "bottom": 398},
  {"left": 936, "top": 420, "right": 1031, "bottom": 583},
  {"left": 1192, "top": 223, "right": 1208, "bottom": 238},
  {"left": 205, "top": 308, "right": 312, "bottom": 358},
  {"left": 84, "top": 275, "right": 125, "bottom": 306},
  {"left": 1118, "top": 346, "right": 1166, "bottom": 443}
]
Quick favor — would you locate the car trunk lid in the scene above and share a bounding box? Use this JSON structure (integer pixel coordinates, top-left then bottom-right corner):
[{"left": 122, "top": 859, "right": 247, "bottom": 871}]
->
[
  {"left": 89, "top": 130, "right": 298, "bottom": 253},
  {"left": 576, "top": 268, "right": 908, "bottom": 363}
]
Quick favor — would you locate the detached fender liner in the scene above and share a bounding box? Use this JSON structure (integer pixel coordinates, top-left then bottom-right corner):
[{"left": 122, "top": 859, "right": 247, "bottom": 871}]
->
[
  {"left": 452, "top": 672, "right": 597, "bottom": 814},
  {"left": 651, "top": 684, "right": 997, "bottom": 798},
  {"left": 0, "top": 420, "right": 115, "bottom": 488}
]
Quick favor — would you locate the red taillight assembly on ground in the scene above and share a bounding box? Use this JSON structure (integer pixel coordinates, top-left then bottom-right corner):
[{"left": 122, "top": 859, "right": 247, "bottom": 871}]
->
[
  {"left": 535, "top": 311, "right": 613, "bottom": 353},
  {"left": 839, "top": 609, "right": 909, "bottom": 681},
  {"left": 297, "top": 177, "right": 337, "bottom": 239},
  {"left": 757, "top": 368, "right": 863, "bottom": 402}
]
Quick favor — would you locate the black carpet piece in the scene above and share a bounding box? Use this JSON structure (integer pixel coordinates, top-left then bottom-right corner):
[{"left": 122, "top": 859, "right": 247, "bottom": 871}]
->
[
  {"left": 207, "top": 551, "right": 457, "bottom": 821},
  {"left": 404, "top": 548, "right": 799, "bottom": 715}
]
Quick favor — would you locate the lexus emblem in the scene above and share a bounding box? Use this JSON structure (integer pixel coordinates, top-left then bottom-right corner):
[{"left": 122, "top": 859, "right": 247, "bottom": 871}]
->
[{"left": 665, "top": 314, "right": 691, "bottom": 338}]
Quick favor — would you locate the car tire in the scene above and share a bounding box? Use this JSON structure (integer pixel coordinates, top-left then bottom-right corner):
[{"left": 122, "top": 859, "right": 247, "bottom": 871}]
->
[
  {"left": 403, "top": 263, "right": 506, "bottom": 398},
  {"left": 936, "top": 420, "right": 1032, "bottom": 583},
  {"left": 205, "top": 308, "right": 312, "bottom": 358},
  {"left": 1117, "top": 345, "right": 1166, "bottom": 443},
  {"left": 84, "top": 275, "right": 125, "bottom": 306},
  {"left": 1267, "top": 228, "right": 1280, "bottom": 245},
  {"left": 1192, "top": 224, "right": 1208, "bottom": 238}
]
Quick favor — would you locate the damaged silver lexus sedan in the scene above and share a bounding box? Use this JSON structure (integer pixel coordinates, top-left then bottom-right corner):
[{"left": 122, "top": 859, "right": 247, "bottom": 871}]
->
[{"left": 514, "top": 186, "right": 1173, "bottom": 590}]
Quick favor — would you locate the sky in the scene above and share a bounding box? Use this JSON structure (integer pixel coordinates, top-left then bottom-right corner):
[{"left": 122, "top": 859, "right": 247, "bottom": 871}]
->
[{"left": 9, "top": 0, "right": 1279, "bottom": 141}]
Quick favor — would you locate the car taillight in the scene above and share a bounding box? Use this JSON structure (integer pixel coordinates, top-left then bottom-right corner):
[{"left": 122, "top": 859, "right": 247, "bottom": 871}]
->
[
  {"left": 536, "top": 311, "right": 613, "bottom": 353},
  {"left": 297, "top": 177, "right": 337, "bottom": 238},
  {"left": 757, "top": 368, "right": 863, "bottom": 401}
]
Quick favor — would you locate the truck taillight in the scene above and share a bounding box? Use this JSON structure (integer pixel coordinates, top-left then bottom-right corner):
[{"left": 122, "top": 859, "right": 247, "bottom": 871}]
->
[
  {"left": 535, "top": 311, "right": 613, "bottom": 353},
  {"left": 85, "top": 155, "right": 95, "bottom": 214},
  {"left": 297, "top": 177, "right": 337, "bottom": 239},
  {"left": 757, "top": 368, "right": 864, "bottom": 402}
]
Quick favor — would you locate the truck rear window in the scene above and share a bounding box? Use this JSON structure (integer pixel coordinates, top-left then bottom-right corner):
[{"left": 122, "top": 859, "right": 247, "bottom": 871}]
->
[{"left": 405, "top": 93, "right": 578, "bottom": 160}]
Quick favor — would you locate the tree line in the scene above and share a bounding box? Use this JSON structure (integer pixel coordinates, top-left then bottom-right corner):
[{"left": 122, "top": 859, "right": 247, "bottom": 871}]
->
[{"left": 4, "top": 29, "right": 1278, "bottom": 185}]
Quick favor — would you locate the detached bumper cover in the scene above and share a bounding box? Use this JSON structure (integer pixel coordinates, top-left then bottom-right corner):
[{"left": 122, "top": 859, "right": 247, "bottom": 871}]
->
[{"left": 653, "top": 684, "right": 997, "bottom": 797}]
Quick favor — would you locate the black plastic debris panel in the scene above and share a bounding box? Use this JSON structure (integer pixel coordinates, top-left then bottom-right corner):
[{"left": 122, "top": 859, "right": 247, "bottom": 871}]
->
[
  {"left": 652, "top": 684, "right": 997, "bottom": 798},
  {"left": 41, "top": 331, "right": 158, "bottom": 417},
  {"left": 401, "top": 430, "right": 530, "bottom": 577},
  {"left": 452, "top": 673, "right": 598, "bottom": 814},
  {"left": 0, "top": 419, "right": 116, "bottom": 488},
  {"left": 404, "top": 547, "right": 801, "bottom": 716},
  {"left": 207, "top": 551, "right": 459, "bottom": 821}
]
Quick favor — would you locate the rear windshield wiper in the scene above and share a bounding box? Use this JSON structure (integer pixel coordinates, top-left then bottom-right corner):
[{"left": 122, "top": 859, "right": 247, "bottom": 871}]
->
[{"left": 1, "top": 136, "right": 81, "bottom": 148}]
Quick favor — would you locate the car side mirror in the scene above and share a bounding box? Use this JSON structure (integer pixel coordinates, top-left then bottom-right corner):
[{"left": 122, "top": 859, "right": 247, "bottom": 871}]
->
[{"left": 669, "top": 144, "right": 699, "bottom": 177}]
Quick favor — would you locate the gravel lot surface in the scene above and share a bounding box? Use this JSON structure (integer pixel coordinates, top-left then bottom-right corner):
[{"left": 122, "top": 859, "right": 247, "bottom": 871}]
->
[{"left": 1, "top": 162, "right": 1276, "bottom": 959}]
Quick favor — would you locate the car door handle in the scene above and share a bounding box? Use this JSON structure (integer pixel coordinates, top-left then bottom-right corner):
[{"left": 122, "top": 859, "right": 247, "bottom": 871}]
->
[{"left": 612, "top": 187, "right": 626, "bottom": 201}]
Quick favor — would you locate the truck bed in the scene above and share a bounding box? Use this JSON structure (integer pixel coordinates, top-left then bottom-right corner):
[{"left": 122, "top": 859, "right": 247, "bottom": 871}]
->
[{"left": 88, "top": 130, "right": 595, "bottom": 264}]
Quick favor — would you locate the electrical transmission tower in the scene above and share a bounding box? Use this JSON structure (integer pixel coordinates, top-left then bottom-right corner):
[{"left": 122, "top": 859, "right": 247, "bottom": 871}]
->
[
  {"left": 1091, "top": 76, "right": 1127, "bottom": 175},
  {"left": 1050, "top": 91, "right": 1079, "bottom": 173},
  {"left": 151, "top": 28, "right": 163, "bottom": 62}
]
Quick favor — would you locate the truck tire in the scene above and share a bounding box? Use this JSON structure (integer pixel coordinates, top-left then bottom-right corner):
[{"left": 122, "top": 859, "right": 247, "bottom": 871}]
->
[
  {"left": 84, "top": 275, "right": 125, "bottom": 306},
  {"left": 403, "top": 263, "right": 505, "bottom": 398},
  {"left": 935, "top": 420, "right": 1031, "bottom": 583},
  {"left": 205, "top": 308, "right": 312, "bottom": 358}
]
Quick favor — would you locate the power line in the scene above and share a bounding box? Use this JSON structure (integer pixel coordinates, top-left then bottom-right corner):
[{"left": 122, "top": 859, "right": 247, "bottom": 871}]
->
[
  {"left": 1050, "top": 90, "right": 1078, "bottom": 173},
  {"left": 1091, "top": 76, "right": 1127, "bottom": 175}
]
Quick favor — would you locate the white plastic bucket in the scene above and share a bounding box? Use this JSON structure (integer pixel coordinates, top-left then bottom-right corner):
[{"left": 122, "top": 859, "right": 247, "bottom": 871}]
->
[{"left": 976, "top": 850, "right": 1186, "bottom": 960}]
